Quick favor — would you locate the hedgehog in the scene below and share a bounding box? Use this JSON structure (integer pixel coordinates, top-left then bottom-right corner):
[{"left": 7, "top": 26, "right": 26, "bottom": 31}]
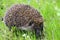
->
[{"left": 4, "top": 4, "right": 43, "bottom": 39}]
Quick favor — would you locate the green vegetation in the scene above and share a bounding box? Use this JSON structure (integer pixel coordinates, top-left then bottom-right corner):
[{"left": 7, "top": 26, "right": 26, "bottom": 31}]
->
[{"left": 0, "top": 0, "right": 60, "bottom": 40}]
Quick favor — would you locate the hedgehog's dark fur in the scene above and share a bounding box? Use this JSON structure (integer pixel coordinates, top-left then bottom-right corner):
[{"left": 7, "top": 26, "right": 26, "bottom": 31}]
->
[{"left": 4, "top": 4, "right": 43, "bottom": 39}]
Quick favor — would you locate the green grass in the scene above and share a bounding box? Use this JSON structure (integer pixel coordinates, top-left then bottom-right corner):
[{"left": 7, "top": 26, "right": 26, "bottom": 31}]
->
[{"left": 0, "top": 0, "right": 60, "bottom": 40}]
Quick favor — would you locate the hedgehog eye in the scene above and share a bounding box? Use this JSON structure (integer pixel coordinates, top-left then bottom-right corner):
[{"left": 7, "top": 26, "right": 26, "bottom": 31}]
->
[
  {"left": 28, "top": 21, "right": 34, "bottom": 26},
  {"left": 13, "top": 24, "right": 15, "bottom": 26}
]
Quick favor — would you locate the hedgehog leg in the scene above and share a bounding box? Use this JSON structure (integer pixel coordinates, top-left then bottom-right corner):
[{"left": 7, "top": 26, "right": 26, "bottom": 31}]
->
[
  {"left": 8, "top": 27, "right": 12, "bottom": 31},
  {"left": 5, "top": 22, "right": 12, "bottom": 31}
]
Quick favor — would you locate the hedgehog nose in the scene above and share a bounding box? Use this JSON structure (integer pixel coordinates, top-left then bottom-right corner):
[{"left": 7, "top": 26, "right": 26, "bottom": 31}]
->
[{"left": 35, "top": 28, "right": 41, "bottom": 39}]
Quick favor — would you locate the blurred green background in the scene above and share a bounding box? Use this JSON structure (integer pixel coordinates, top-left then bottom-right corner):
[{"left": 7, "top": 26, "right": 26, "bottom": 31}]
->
[{"left": 0, "top": 0, "right": 60, "bottom": 40}]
